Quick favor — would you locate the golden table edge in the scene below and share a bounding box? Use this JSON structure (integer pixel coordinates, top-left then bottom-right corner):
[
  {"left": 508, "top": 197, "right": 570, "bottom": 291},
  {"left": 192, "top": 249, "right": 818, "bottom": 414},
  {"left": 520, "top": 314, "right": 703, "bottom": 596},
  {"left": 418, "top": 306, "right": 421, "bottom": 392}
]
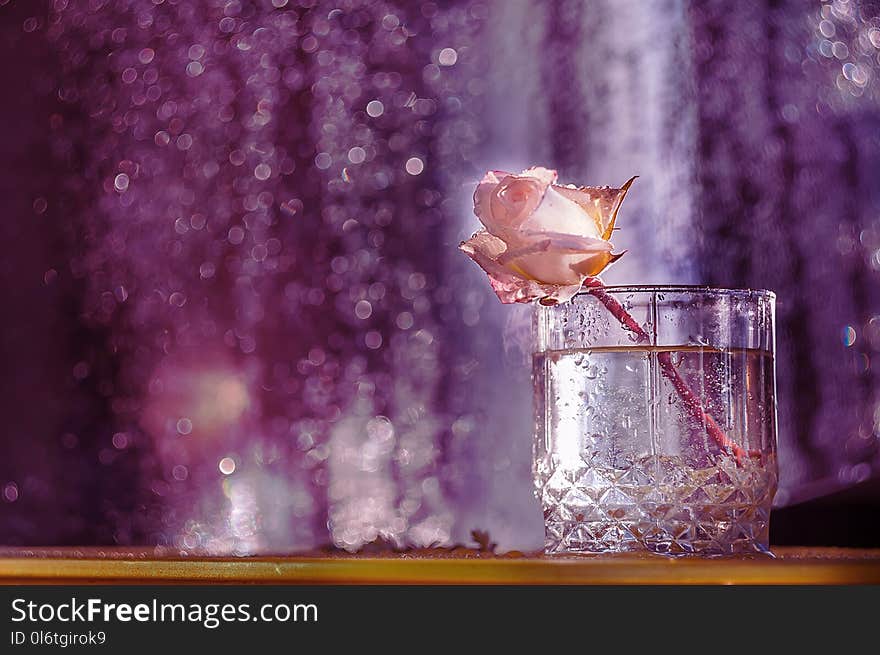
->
[{"left": 2, "top": 547, "right": 880, "bottom": 584}]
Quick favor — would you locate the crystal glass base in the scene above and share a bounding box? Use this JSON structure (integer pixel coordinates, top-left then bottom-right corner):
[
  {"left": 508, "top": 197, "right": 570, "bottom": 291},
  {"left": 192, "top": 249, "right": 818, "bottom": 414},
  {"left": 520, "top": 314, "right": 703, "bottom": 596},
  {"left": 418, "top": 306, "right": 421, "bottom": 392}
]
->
[{"left": 538, "top": 454, "right": 775, "bottom": 555}]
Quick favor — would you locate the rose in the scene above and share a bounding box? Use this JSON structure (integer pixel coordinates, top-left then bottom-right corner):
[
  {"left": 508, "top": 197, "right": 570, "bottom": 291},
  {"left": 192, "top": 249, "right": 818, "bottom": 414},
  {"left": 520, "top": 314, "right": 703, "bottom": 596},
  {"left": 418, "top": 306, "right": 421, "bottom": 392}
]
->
[{"left": 459, "top": 167, "right": 635, "bottom": 304}]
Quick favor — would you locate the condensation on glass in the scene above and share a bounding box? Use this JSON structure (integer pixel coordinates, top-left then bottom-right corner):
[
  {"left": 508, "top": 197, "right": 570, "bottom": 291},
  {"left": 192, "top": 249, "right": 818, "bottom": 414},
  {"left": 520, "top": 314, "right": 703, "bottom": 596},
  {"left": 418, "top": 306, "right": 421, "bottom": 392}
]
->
[{"left": 533, "top": 287, "right": 778, "bottom": 555}]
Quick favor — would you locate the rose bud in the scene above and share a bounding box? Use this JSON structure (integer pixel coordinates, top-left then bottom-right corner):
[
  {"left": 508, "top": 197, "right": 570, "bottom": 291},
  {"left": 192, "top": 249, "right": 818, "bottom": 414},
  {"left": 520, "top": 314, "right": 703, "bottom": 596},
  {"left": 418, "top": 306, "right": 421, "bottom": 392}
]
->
[{"left": 460, "top": 167, "right": 636, "bottom": 304}]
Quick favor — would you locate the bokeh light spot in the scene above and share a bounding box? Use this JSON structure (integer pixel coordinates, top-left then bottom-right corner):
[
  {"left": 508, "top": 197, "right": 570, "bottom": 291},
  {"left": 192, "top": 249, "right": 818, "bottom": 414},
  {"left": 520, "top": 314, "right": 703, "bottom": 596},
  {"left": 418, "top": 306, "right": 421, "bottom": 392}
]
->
[
  {"left": 3, "top": 482, "right": 18, "bottom": 503},
  {"left": 366, "top": 99, "right": 384, "bottom": 117},
  {"left": 438, "top": 47, "right": 458, "bottom": 66}
]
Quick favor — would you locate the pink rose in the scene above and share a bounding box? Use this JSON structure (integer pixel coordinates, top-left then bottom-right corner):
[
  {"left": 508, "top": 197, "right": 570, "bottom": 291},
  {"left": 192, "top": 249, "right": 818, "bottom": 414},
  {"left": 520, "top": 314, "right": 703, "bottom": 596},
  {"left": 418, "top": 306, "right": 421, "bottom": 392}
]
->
[{"left": 460, "top": 167, "right": 636, "bottom": 304}]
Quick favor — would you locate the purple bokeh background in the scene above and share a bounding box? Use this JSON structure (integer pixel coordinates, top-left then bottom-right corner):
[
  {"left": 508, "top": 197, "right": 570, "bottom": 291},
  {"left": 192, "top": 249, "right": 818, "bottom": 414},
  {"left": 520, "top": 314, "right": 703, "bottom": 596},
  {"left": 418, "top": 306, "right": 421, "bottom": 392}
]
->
[{"left": 1, "top": 0, "right": 879, "bottom": 551}]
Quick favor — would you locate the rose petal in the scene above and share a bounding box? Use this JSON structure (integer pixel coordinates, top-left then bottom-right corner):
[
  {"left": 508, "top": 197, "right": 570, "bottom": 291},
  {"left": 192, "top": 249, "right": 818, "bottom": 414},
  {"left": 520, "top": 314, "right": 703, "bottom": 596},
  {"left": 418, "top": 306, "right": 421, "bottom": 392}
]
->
[
  {"left": 515, "top": 229, "right": 610, "bottom": 253},
  {"left": 569, "top": 250, "right": 621, "bottom": 277},
  {"left": 578, "top": 249, "right": 626, "bottom": 275},
  {"left": 490, "top": 177, "right": 546, "bottom": 231},
  {"left": 473, "top": 170, "right": 505, "bottom": 229},
  {"left": 520, "top": 166, "right": 558, "bottom": 186},
  {"left": 507, "top": 231, "right": 615, "bottom": 285},
  {"left": 495, "top": 238, "right": 553, "bottom": 266},
  {"left": 460, "top": 229, "right": 507, "bottom": 260},
  {"left": 520, "top": 185, "right": 602, "bottom": 239},
  {"left": 552, "top": 175, "right": 637, "bottom": 240},
  {"left": 459, "top": 231, "right": 583, "bottom": 304},
  {"left": 473, "top": 168, "right": 558, "bottom": 238}
]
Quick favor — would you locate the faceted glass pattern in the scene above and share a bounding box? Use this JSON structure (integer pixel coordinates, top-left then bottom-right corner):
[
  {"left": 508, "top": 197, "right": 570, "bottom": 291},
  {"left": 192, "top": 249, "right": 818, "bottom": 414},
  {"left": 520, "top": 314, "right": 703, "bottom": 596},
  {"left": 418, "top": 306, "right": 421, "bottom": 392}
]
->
[{"left": 533, "top": 287, "right": 778, "bottom": 555}]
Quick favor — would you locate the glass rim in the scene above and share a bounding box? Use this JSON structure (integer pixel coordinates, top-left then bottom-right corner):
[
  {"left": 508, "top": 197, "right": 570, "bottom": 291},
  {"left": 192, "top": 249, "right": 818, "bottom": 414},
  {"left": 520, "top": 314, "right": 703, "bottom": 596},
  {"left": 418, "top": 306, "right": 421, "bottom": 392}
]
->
[{"left": 576, "top": 284, "right": 776, "bottom": 300}]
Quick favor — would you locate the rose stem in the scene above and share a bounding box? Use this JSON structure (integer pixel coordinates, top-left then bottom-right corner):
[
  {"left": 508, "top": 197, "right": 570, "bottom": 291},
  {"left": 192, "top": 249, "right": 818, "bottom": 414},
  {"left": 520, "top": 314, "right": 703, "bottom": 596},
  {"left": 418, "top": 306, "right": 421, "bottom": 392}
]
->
[{"left": 583, "top": 279, "right": 750, "bottom": 465}]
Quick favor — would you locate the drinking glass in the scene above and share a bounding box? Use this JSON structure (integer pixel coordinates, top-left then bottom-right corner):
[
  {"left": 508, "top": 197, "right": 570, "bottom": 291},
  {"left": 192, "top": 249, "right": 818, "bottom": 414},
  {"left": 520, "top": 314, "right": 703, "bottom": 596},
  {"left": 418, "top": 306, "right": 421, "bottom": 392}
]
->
[{"left": 533, "top": 286, "right": 777, "bottom": 555}]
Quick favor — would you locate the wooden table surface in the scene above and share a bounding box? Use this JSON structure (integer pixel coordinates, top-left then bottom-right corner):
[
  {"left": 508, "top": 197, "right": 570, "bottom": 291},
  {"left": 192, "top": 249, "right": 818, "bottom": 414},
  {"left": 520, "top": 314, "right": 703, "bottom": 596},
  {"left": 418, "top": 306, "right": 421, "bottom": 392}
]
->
[{"left": 1, "top": 546, "right": 880, "bottom": 584}]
